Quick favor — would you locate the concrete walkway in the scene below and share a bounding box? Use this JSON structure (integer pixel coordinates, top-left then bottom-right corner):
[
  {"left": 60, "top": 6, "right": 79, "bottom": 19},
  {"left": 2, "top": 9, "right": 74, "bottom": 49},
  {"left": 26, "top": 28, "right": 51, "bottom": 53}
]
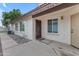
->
[
  {"left": 0, "top": 33, "right": 79, "bottom": 56},
  {"left": 0, "top": 33, "right": 56, "bottom": 56},
  {"left": 0, "top": 33, "right": 18, "bottom": 50},
  {"left": 40, "top": 39, "right": 79, "bottom": 56}
]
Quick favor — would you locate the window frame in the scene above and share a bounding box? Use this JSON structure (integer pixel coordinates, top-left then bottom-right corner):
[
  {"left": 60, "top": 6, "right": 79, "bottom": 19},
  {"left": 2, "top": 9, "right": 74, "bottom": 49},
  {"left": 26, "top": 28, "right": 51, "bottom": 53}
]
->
[
  {"left": 48, "top": 19, "right": 53, "bottom": 33},
  {"left": 15, "top": 23, "right": 18, "bottom": 31},
  {"left": 48, "top": 18, "right": 58, "bottom": 33},
  {"left": 20, "top": 21, "right": 25, "bottom": 32}
]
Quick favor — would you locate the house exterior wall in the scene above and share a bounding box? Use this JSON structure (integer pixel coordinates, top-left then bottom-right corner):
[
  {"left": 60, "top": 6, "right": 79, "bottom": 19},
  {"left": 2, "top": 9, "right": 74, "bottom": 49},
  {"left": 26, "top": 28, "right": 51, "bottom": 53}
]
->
[
  {"left": 13, "top": 16, "right": 34, "bottom": 40},
  {"left": 34, "top": 4, "right": 79, "bottom": 44},
  {"left": 11, "top": 4, "right": 79, "bottom": 44}
]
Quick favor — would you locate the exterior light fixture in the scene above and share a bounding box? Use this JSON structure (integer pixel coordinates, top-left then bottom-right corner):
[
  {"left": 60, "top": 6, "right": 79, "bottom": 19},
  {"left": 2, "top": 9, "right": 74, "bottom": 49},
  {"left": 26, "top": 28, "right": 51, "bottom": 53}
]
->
[{"left": 61, "top": 16, "right": 64, "bottom": 20}]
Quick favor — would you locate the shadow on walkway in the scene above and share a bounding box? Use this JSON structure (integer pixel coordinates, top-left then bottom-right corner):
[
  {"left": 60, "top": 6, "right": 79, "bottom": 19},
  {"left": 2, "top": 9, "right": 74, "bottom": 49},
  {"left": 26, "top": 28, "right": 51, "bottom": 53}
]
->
[{"left": 9, "top": 34, "right": 31, "bottom": 45}]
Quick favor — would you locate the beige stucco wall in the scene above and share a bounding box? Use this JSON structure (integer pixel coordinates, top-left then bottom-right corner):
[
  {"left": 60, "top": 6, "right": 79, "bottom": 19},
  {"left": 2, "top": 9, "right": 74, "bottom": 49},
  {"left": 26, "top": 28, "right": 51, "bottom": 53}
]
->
[
  {"left": 13, "top": 16, "right": 34, "bottom": 40},
  {"left": 12, "top": 4, "right": 79, "bottom": 44},
  {"left": 34, "top": 4, "right": 79, "bottom": 44}
]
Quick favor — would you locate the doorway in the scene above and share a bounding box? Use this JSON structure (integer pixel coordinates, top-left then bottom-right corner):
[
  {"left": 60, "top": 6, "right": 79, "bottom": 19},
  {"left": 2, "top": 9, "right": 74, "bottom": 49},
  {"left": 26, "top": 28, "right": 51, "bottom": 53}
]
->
[
  {"left": 71, "top": 13, "right": 79, "bottom": 48},
  {"left": 36, "top": 20, "right": 41, "bottom": 39}
]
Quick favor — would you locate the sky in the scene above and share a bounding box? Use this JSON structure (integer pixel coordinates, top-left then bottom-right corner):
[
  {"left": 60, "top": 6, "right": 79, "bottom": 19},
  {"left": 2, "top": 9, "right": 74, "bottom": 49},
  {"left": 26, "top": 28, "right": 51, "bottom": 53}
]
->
[{"left": 0, "top": 3, "right": 38, "bottom": 26}]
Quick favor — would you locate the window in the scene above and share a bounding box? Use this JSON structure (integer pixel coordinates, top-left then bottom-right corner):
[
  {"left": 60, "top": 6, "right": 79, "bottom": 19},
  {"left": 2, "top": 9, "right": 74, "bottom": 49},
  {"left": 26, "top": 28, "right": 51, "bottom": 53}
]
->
[
  {"left": 48, "top": 20, "right": 52, "bottom": 32},
  {"left": 48, "top": 18, "right": 58, "bottom": 33},
  {"left": 20, "top": 22, "right": 25, "bottom": 31},
  {"left": 15, "top": 23, "right": 18, "bottom": 31},
  {"left": 53, "top": 19, "right": 58, "bottom": 33}
]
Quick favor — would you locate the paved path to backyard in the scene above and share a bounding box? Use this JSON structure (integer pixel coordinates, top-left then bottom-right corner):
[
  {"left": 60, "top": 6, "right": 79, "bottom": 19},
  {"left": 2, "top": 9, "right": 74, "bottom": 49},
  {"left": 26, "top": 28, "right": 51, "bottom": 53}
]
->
[
  {"left": 0, "top": 33, "right": 55, "bottom": 56},
  {"left": 0, "top": 32, "right": 79, "bottom": 56}
]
